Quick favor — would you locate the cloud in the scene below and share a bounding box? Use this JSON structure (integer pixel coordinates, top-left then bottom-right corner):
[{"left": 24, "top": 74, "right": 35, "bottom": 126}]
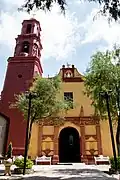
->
[
  {"left": 39, "top": 8, "right": 81, "bottom": 60},
  {"left": 0, "top": 1, "right": 81, "bottom": 61},
  {"left": 1, "top": 0, "right": 120, "bottom": 62},
  {"left": 80, "top": 8, "right": 120, "bottom": 50},
  {"left": 3, "top": 0, "right": 25, "bottom": 6}
]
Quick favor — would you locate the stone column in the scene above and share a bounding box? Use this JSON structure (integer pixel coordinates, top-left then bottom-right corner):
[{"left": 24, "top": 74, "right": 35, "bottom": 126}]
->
[
  {"left": 37, "top": 125, "right": 43, "bottom": 156},
  {"left": 80, "top": 126, "right": 85, "bottom": 155},
  {"left": 80, "top": 125, "right": 86, "bottom": 163},
  {"left": 54, "top": 126, "right": 59, "bottom": 155},
  {"left": 96, "top": 125, "right": 102, "bottom": 154},
  {"left": 53, "top": 126, "right": 59, "bottom": 164}
]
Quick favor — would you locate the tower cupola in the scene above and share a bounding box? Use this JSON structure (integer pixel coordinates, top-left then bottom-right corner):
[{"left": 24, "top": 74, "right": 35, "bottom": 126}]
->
[{"left": 14, "top": 18, "right": 42, "bottom": 58}]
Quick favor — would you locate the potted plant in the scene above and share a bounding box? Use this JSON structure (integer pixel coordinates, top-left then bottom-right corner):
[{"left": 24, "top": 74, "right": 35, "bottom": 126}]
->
[
  {"left": 6, "top": 142, "right": 13, "bottom": 158},
  {"left": 109, "top": 156, "right": 120, "bottom": 174},
  {"left": 14, "top": 156, "right": 34, "bottom": 174},
  {"left": 4, "top": 142, "right": 13, "bottom": 176}
]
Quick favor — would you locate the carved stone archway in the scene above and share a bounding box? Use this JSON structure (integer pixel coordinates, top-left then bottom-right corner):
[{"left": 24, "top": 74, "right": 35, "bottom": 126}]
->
[{"left": 59, "top": 127, "right": 81, "bottom": 163}]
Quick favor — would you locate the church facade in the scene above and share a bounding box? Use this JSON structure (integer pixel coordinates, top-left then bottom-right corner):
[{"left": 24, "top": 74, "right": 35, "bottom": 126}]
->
[{"left": 0, "top": 18, "right": 116, "bottom": 164}]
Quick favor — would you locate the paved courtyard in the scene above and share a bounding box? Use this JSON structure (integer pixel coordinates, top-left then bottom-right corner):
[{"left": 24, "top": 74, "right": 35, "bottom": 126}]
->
[{"left": 0, "top": 164, "right": 119, "bottom": 179}]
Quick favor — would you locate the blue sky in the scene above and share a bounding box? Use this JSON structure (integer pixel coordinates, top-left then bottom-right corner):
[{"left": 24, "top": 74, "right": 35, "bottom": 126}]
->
[{"left": 0, "top": 0, "right": 120, "bottom": 92}]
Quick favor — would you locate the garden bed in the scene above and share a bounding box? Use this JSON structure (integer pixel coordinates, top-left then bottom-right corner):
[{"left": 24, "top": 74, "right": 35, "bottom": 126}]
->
[{"left": 13, "top": 168, "right": 34, "bottom": 174}]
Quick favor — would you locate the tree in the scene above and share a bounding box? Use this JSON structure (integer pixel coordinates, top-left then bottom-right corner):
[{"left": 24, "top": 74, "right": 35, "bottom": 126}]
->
[
  {"left": 19, "top": 0, "right": 66, "bottom": 14},
  {"left": 14, "top": 75, "right": 71, "bottom": 152},
  {"left": 6, "top": 142, "right": 12, "bottom": 158},
  {"left": 84, "top": 49, "right": 120, "bottom": 156},
  {"left": 20, "top": 0, "right": 120, "bottom": 21}
]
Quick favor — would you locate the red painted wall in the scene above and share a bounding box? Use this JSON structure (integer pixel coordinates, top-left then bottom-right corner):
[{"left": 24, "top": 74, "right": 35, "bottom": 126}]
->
[
  {"left": 0, "top": 18, "right": 43, "bottom": 155},
  {"left": 0, "top": 57, "right": 42, "bottom": 155}
]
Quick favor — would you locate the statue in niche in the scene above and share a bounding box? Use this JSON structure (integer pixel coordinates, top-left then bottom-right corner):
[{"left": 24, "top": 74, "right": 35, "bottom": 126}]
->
[
  {"left": 33, "top": 44, "right": 38, "bottom": 56},
  {"left": 69, "top": 134, "right": 74, "bottom": 146}
]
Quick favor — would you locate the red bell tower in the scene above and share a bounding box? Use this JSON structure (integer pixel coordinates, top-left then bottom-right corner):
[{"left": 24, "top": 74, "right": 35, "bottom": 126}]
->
[{"left": 0, "top": 18, "right": 43, "bottom": 155}]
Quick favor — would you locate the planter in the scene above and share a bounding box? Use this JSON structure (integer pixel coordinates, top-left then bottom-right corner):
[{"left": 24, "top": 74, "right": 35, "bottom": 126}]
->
[
  {"left": 109, "top": 168, "right": 120, "bottom": 175},
  {"left": 4, "top": 159, "right": 13, "bottom": 175},
  {"left": 13, "top": 168, "right": 34, "bottom": 174}
]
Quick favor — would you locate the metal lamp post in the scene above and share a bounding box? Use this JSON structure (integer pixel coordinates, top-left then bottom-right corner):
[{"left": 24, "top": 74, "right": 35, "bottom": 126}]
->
[
  {"left": 100, "top": 91, "right": 117, "bottom": 171},
  {"left": 116, "top": 84, "right": 120, "bottom": 156},
  {"left": 23, "top": 92, "right": 36, "bottom": 175}
]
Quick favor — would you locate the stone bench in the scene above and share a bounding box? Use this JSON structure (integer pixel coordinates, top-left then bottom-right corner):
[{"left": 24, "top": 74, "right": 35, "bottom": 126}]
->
[
  {"left": 35, "top": 155, "right": 51, "bottom": 165},
  {"left": 94, "top": 155, "right": 110, "bottom": 165}
]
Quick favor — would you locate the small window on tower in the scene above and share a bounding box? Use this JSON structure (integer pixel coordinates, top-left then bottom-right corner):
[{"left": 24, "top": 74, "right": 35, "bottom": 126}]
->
[
  {"left": 18, "top": 74, "right": 22, "bottom": 78},
  {"left": 22, "top": 41, "right": 30, "bottom": 53},
  {"left": 26, "top": 24, "right": 32, "bottom": 34},
  {"left": 64, "top": 92, "right": 73, "bottom": 108}
]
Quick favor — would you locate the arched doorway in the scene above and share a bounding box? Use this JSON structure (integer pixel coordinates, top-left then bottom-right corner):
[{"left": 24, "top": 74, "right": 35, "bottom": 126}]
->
[
  {"left": 0, "top": 113, "right": 9, "bottom": 156},
  {"left": 59, "top": 127, "right": 81, "bottom": 163}
]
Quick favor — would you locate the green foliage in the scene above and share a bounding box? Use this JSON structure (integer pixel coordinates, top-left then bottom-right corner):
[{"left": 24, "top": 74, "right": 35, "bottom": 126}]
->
[
  {"left": 110, "top": 156, "right": 120, "bottom": 169},
  {"left": 14, "top": 157, "right": 33, "bottom": 169},
  {"left": 89, "top": 0, "right": 120, "bottom": 21},
  {"left": 20, "top": 0, "right": 120, "bottom": 21},
  {"left": 6, "top": 142, "right": 12, "bottom": 158},
  {"left": 19, "top": 0, "right": 66, "bottom": 14},
  {"left": 15, "top": 75, "right": 71, "bottom": 124},
  {"left": 84, "top": 48, "right": 120, "bottom": 120}
]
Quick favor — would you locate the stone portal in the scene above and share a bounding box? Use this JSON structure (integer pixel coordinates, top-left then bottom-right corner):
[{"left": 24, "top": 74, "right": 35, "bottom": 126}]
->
[{"left": 59, "top": 127, "right": 80, "bottom": 163}]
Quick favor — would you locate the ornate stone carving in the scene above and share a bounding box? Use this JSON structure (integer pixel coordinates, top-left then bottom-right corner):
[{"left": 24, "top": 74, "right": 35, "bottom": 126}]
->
[
  {"left": 39, "top": 118, "right": 64, "bottom": 126},
  {"left": 85, "top": 135, "right": 97, "bottom": 140},
  {"left": 42, "top": 135, "right": 54, "bottom": 141},
  {"left": 79, "top": 120, "right": 85, "bottom": 125},
  {"left": 43, "top": 148, "right": 51, "bottom": 156},
  {"left": 89, "top": 149, "right": 97, "bottom": 155}
]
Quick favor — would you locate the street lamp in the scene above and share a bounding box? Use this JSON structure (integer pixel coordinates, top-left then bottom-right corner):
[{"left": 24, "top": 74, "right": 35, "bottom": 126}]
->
[
  {"left": 100, "top": 91, "right": 117, "bottom": 171},
  {"left": 23, "top": 92, "right": 37, "bottom": 175},
  {"left": 116, "top": 85, "right": 120, "bottom": 156}
]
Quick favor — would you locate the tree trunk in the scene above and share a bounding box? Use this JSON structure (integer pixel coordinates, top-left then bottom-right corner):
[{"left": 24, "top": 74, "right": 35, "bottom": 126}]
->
[{"left": 116, "top": 114, "right": 120, "bottom": 156}]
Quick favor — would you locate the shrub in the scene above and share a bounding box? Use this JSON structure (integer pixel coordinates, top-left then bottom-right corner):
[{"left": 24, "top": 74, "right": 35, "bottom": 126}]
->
[
  {"left": 6, "top": 142, "right": 12, "bottom": 158},
  {"left": 14, "top": 157, "right": 33, "bottom": 169},
  {"left": 110, "top": 156, "right": 120, "bottom": 169}
]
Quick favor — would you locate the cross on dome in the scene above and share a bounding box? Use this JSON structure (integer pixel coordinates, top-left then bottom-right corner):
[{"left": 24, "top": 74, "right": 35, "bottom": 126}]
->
[{"left": 66, "top": 62, "right": 71, "bottom": 68}]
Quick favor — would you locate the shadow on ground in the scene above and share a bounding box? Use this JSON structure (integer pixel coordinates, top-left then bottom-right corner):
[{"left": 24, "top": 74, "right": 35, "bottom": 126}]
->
[{"left": 0, "top": 168, "right": 117, "bottom": 179}]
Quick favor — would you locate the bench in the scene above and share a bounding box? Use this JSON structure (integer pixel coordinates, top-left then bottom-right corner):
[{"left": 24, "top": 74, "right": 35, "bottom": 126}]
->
[
  {"left": 35, "top": 155, "right": 51, "bottom": 165},
  {"left": 94, "top": 155, "right": 110, "bottom": 165}
]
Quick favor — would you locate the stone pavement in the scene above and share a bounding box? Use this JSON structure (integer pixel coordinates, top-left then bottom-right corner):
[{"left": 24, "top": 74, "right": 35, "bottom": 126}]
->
[{"left": 0, "top": 164, "right": 119, "bottom": 179}]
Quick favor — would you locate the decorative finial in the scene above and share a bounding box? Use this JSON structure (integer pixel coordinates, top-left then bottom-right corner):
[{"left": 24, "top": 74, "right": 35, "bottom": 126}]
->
[
  {"left": 66, "top": 62, "right": 71, "bottom": 68},
  {"left": 32, "top": 13, "right": 36, "bottom": 18}
]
